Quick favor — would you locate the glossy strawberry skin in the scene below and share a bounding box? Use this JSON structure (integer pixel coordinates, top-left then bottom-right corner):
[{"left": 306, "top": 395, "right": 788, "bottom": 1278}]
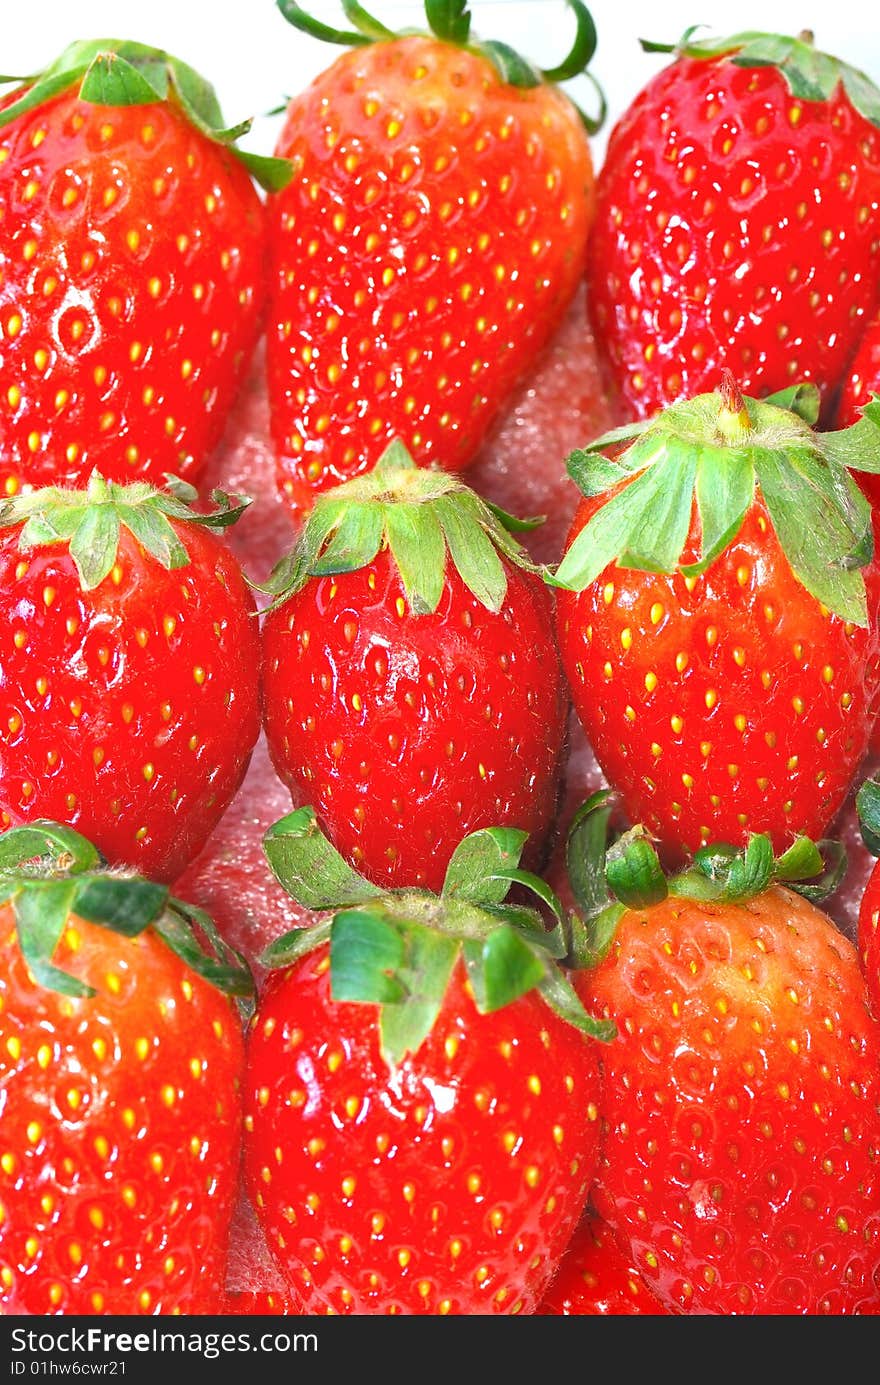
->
[
  {"left": 858, "top": 857, "right": 880, "bottom": 1017},
  {"left": 0, "top": 908, "right": 245, "bottom": 1315},
  {"left": 223, "top": 1290, "right": 300, "bottom": 1315},
  {"left": 243, "top": 947, "right": 603, "bottom": 1316},
  {"left": 0, "top": 88, "right": 266, "bottom": 491},
  {"left": 261, "top": 552, "right": 567, "bottom": 891},
  {"left": 0, "top": 523, "right": 261, "bottom": 881},
  {"left": 267, "top": 34, "right": 594, "bottom": 514},
  {"left": 556, "top": 493, "right": 880, "bottom": 859},
  {"left": 539, "top": 1212, "right": 669, "bottom": 1315},
  {"left": 577, "top": 887, "right": 880, "bottom": 1315},
  {"left": 587, "top": 53, "right": 880, "bottom": 421}
]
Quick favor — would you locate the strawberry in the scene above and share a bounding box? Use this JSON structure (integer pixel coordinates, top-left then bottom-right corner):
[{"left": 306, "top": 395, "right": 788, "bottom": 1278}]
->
[
  {"left": 0, "top": 474, "right": 261, "bottom": 881},
  {"left": 835, "top": 316, "right": 880, "bottom": 495},
  {"left": 566, "top": 798, "right": 880, "bottom": 1314},
  {"left": 243, "top": 807, "right": 611, "bottom": 1315},
  {"left": 267, "top": 0, "right": 602, "bottom": 515},
  {"left": 855, "top": 775, "right": 880, "bottom": 1015},
  {"left": 586, "top": 28, "right": 880, "bottom": 422},
  {"left": 553, "top": 374, "right": 880, "bottom": 860},
  {"left": 0, "top": 39, "right": 289, "bottom": 493},
  {"left": 538, "top": 1211, "right": 668, "bottom": 1315},
  {"left": 260, "top": 441, "right": 568, "bottom": 892},
  {"left": 0, "top": 820, "right": 252, "bottom": 1315}
]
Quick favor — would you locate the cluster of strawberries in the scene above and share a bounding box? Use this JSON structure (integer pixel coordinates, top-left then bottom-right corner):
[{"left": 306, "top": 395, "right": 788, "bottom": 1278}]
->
[{"left": 2, "top": 1, "right": 880, "bottom": 1320}]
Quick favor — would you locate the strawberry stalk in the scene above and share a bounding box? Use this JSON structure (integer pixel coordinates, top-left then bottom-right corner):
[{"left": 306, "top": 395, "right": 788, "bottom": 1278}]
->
[
  {"left": 259, "top": 806, "right": 615, "bottom": 1066},
  {"left": 0, "top": 472, "right": 251, "bottom": 591},
  {"left": 0, "top": 39, "right": 292, "bottom": 189},
  {"left": 552, "top": 379, "right": 880, "bottom": 626},
  {"left": 259, "top": 439, "right": 542, "bottom": 615},
  {"left": 277, "top": 0, "right": 606, "bottom": 132},
  {"left": 564, "top": 791, "right": 848, "bottom": 970},
  {"left": 0, "top": 821, "right": 253, "bottom": 998}
]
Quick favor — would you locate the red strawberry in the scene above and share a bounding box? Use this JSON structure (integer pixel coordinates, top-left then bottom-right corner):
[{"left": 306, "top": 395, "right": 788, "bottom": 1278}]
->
[
  {"left": 554, "top": 374, "right": 880, "bottom": 860},
  {"left": 243, "top": 808, "right": 611, "bottom": 1315},
  {"left": 0, "top": 821, "right": 252, "bottom": 1315},
  {"left": 266, "top": 1, "right": 601, "bottom": 515},
  {"left": 0, "top": 475, "right": 261, "bottom": 881},
  {"left": 0, "top": 39, "right": 288, "bottom": 493},
  {"left": 587, "top": 29, "right": 880, "bottom": 422},
  {"left": 835, "top": 314, "right": 880, "bottom": 498},
  {"left": 539, "top": 1211, "right": 668, "bottom": 1315},
  {"left": 260, "top": 441, "right": 568, "bottom": 892},
  {"left": 567, "top": 803, "right": 880, "bottom": 1314}
]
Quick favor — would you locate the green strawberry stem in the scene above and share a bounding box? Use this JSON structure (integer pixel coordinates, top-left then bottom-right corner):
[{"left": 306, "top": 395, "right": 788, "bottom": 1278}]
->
[
  {"left": 564, "top": 791, "right": 848, "bottom": 970},
  {"left": 0, "top": 39, "right": 292, "bottom": 190},
  {"left": 259, "top": 806, "right": 615, "bottom": 1067},
  {"left": 638, "top": 27, "right": 880, "bottom": 130},
  {"left": 0, "top": 821, "right": 253, "bottom": 998},
  {"left": 276, "top": 0, "right": 607, "bottom": 133},
  {"left": 856, "top": 776, "right": 880, "bottom": 855},
  {"left": 552, "top": 378, "right": 880, "bottom": 627},
  {"left": 258, "top": 439, "right": 542, "bottom": 616},
  {"left": 0, "top": 472, "right": 251, "bottom": 591}
]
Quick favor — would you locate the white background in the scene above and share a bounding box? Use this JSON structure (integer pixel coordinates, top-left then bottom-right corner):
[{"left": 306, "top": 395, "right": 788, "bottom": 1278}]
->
[{"left": 5, "top": 1, "right": 880, "bottom": 173}]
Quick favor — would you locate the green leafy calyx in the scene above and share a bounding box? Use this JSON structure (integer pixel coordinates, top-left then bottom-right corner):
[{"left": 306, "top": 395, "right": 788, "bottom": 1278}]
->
[
  {"left": 259, "top": 439, "right": 541, "bottom": 617},
  {"left": 553, "top": 379, "right": 880, "bottom": 627},
  {"left": 563, "top": 792, "right": 847, "bottom": 970},
  {"left": 640, "top": 28, "right": 880, "bottom": 131},
  {"left": 0, "top": 821, "right": 253, "bottom": 998},
  {"left": 276, "top": 0, "right": 606, "bottom": 133},
  {"left": 0, "top": 472, "right": 250, "bottom": 592},
  {"left": 0, "top": 39, "right": 292, "bottom": 191},
  {"left": 259, "top": 806, "right": 614, "bottom": 1069}
]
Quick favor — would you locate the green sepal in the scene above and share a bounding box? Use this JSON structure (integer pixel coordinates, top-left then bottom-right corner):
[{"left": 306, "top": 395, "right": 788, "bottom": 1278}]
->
[
  {"left": 604, "top": 831, "right": 668, "bottom": 909},
  {"left": 263, "top": 808, "right": 384, "bottom": 911},
  {"left": 330, "top": 907, "right": 407, "bottom": 1005},
  {"left": 0, "top": 820, "right": 253, "bottom": 999},
  {"left": 152, "top": 898, "right": 254, "bottom": 998},
  {"left": 442, "top": 826, "right": 528, "bottom": 905},
  {"left": 565, "top": 790, "right": 617, "bottom": 923},
  {"left": 276, "top": 0, "right": 605, "bottom": 130},
  {"left": 72, "top": 876, "right": 168, "bottom": 935},
  {"left": 0, "top": 474, "right": 251, "bottom": 593},
  {"left": 15, "top": 880, "right": 91, "bottom": 998},
  {"left": 857, "top": 777, "right": 880, "bottom": 857},
  {"left": 377, "top": 924, "right": 459, "bottom": 1067},
  {"left": 762, "top": 383, "right": 821, "bottom": 426},
  {"left": 567, "top": 901, "right": 626, "bottom": 971},
  {"left": 480, "top": 925, "right": 546, "bottom": 1010},
  {"left": 259, "top": 440, "right": 541, "bottom": 617},
  {"left": 0, "top": 39, "right": 292, "bottom": 191},
  {"left": 538, "top": 966, "right": 616, "bottom": 1042},
  {"left": 642, "top": 28, "right": 880, "bottom": 133},
  {"left": 556, "top": 383, "right": 880, "bottom": 624},
  {"left": 783, "top": 840, "right": 847, "bottom": 903},
  {"left": 259, "top": 917, "right": 333, "bottom": 970},
  {"left": 259, "top": 805, "right": 614, "bottom": 1064}
]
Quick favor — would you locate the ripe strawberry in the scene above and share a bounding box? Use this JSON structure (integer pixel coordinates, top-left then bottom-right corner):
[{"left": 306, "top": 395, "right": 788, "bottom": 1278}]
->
[
  {"left": 0, "top": 39, "right": 288, "bottom": 493},
  {"left": 267, "top": 0, "right": 602, "bottom": 514},
  {"left": 566, "top": 801, "right": 880, "bottom": 1314},
  {"left": 587, "top": 29, "right": 880, "bottom": 422},
  {"left": 538, "top": 1211, "right": 668, "bottom": 1315},
  {"left": 0, "top": 820, "right": 252, "bottom": 1315},
  {"left": 260, "top": 441, "right": 568, "bottom": 892},
  {"left": 0, "top": 474, "right": 261, "bottom": 881},
  {"left": 243, "top": 808, "right": 611, "bottom": 1315},
  {"left": 835, "top": 315, "right": 880, "bottom": 495},
  {"left": 855, "top": 775, "right": 880, "bottom": 1014},
  {"left": 553, "top": 374, "right": 880, "bottom": 860}
]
